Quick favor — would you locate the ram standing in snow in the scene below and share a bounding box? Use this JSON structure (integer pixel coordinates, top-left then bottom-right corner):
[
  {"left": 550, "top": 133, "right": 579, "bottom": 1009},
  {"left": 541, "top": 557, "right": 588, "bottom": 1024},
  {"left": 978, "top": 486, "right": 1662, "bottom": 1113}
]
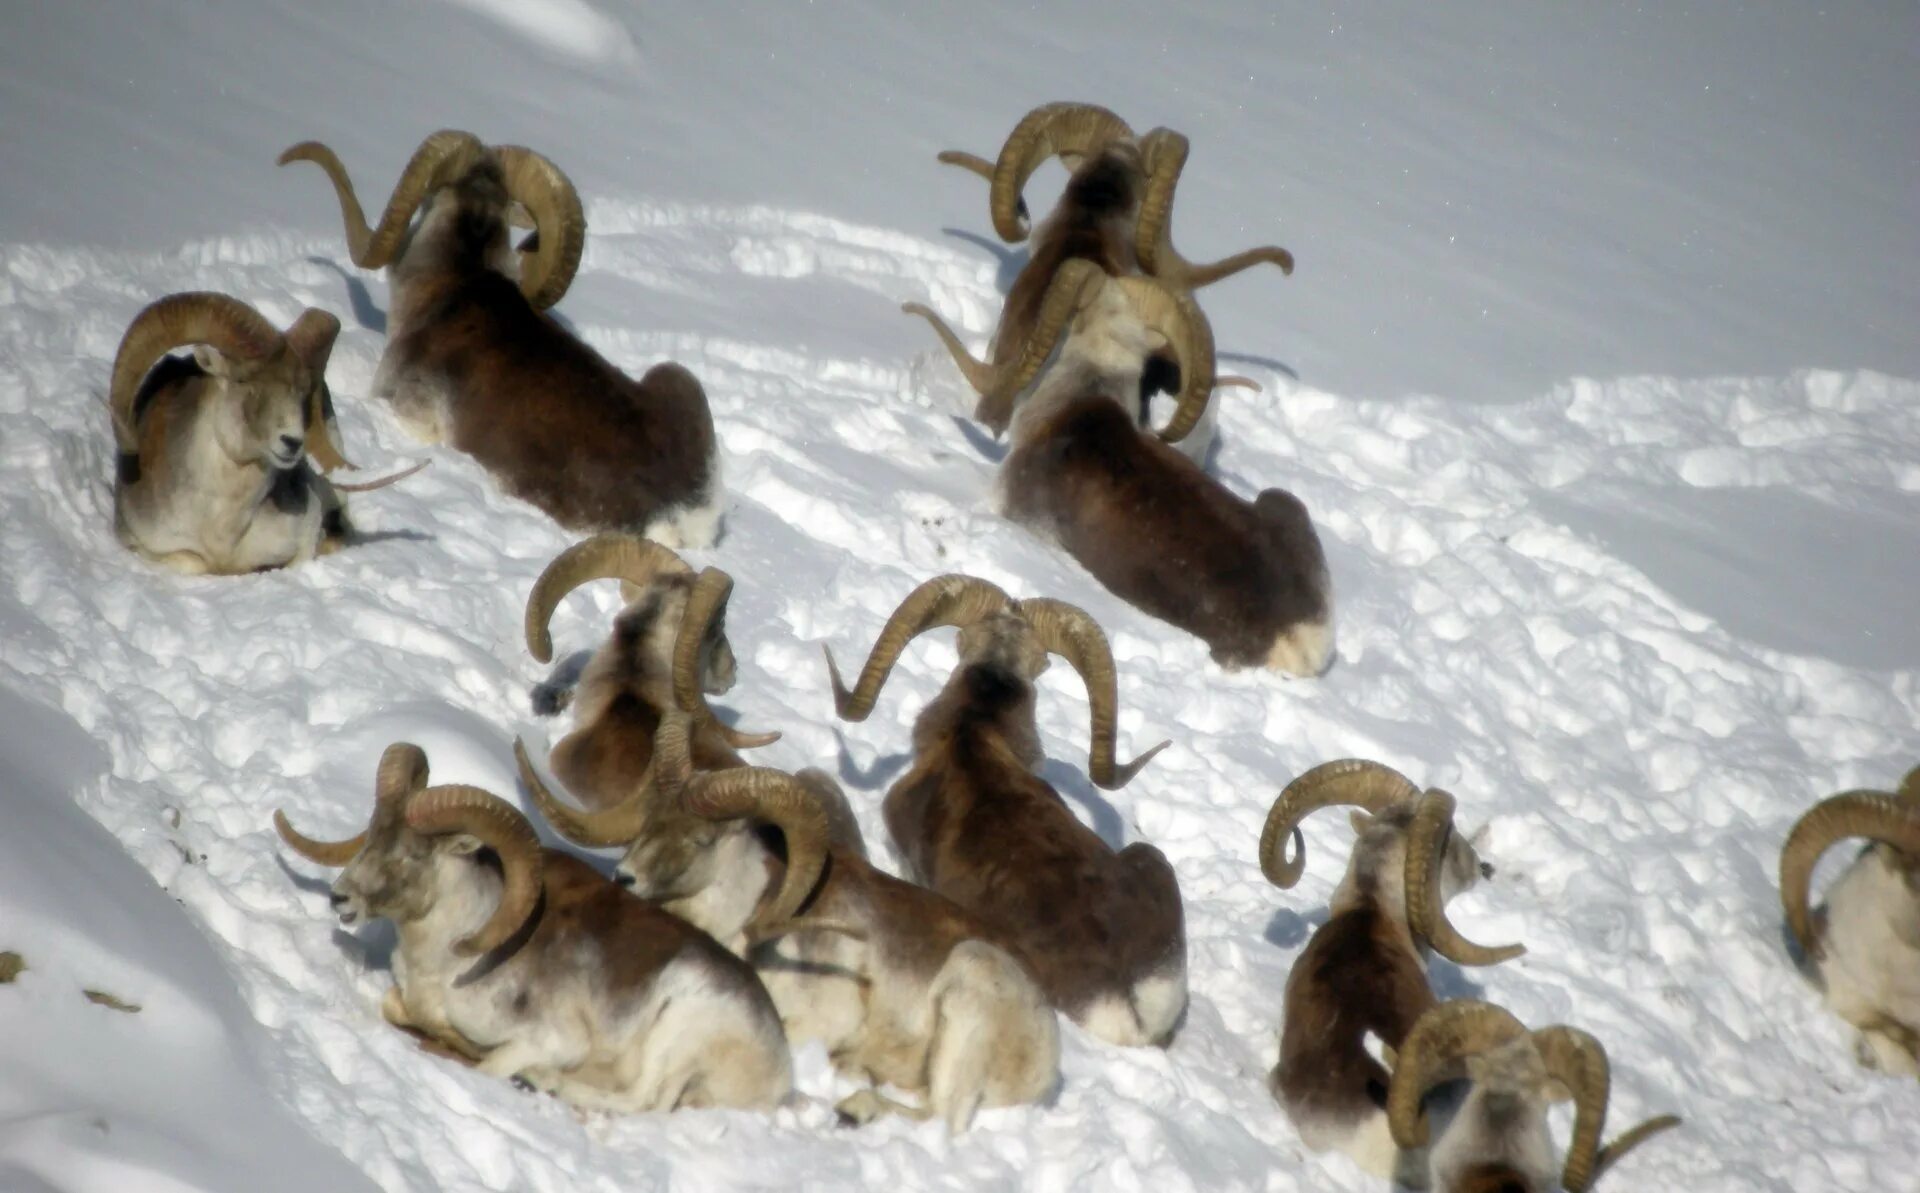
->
[
  {"left": 826, "top": 574, "right": 1187, "bottom": 1048},
  {"left": 279, "top": 130, "right": 725, "bottom": 547}
]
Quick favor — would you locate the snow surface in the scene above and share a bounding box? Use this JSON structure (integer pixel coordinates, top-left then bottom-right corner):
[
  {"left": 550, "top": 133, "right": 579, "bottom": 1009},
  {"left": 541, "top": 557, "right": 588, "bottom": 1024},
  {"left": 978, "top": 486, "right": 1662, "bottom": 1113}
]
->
[{"left": 2, "top": 3, "right": 1917, "bottom": 1191}]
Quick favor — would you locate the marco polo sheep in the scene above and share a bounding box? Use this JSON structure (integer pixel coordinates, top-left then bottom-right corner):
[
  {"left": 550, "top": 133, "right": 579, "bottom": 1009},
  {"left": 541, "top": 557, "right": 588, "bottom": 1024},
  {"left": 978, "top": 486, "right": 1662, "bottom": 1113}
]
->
[
  {"left": 279, "top": 131, "right": 723, "bottom": 546},
  {"left": 1779, "top": 767, "right": 1920, "bottom": 1075},
  {"left": 274, "top": 743, "right": 790, "bottom": 1112},
  {"left": 519, "top": 708, "right": 1060, "bottom": 1132},
  {"left": 825, "top": 574, "right": 1184, "bottom": 1047},
  {"left": 520, "top": 532, "right": 779, "bottom": 819},
  {"left": 912, "top": 102, "right": 1281, "bottom": 451},
  {"left": 990, "top": 259, "right": 1333, "bottom": 674},
  {"left": 107, "top": 292, "right": 412, "bottom": 574},
  {"left": 1258, "top": 761, "right": 1525, "bottom": 1181},
  {"left": 1387, "top": 999, "right": 1682, "bottom": 1192}
]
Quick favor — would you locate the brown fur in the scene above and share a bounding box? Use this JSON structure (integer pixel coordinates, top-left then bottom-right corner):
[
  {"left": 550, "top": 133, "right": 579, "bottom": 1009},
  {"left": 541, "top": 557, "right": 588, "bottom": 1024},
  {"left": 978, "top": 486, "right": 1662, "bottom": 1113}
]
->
[
  {"left": 1002, "top": 389, "right": 1330, "bottom": 669},
  {"left": 1272, "top": 905, "right": 1435, "bottom": 1126},
  {"left": 384, "top": 161, "right": 716, "bottom": 535},
  {"left": 883, "top": 661, "right": 1184, "bottom": 1029}
]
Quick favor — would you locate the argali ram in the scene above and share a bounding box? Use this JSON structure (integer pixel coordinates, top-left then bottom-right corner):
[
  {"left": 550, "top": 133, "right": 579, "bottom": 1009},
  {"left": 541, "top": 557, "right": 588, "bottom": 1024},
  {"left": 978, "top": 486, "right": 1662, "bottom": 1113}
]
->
[
  {"left": 280, "top": 131, "right": 723, "bottom": 546},
  {"left": 825, "top": 574, "right": 1187, "bottom": 1047}
]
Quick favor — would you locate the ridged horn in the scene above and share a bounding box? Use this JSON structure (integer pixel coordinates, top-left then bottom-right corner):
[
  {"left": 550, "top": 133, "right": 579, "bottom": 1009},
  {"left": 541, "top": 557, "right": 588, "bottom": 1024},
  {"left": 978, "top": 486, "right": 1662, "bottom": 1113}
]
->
[
  {"left": 935, "top": 150, "right": 996, "bottom": 180},
  {"left": 1257, "top": 759, "right": 1419, "bottom": 889},
  {"left": 282, "top": 308, "right": 349, "bottom": 472},
  {"left": 523, "top": 533, "right": 692, "bottom": 664},
  {"left": 1779, "top": 790, "right": 1920, "bottom": 960},
  {"left": 1106, "top": 275, "right": 1216, "bottom": 444},
  {"left": 109, "top": 293, "right": 283, "bottom": 457},
  {"left": 989, "top": 103, "right": 1135, "bottom": 242},
  {"left": 405, "top": 784, "right": 544, "bottom": 957},
  {"left": 513, "top": 738, "right": 651, "bottom": 848},
  {"left": 1386, "top": 999, "right": 1529, "bottom": 1148},
  {"left": 278, "top": 131, "right": 488, "bottom": 269},
  {"left": 494, "top": 145, "right": 586, "bottom": 310},
  {"left": 671, "top": 568, "right": 780, "bottom": 750},
  {"left": 1135, "top": 127, "right": 1295, "bottom": 289},
  {"left": 1016, "top": 597, "right": 1166, "bottom": 789},
  {"left": 1531, "top": 1025, "right": 1614, "bottom": 1193},
  {"left": 1405, "top": 791, "right": 1526, "bottom": 966},
  {"left": 825, "top": 574, "right": 1014, "bottom": 721},
  {"left": 273, "top": 811, "right": 366, "bottom": 867},
  {"left": 1900, "top": 764, "right": 1920, "bottom": 803},
  {"left": 658, "top": 713, "right": 828, "bottom": 934}
]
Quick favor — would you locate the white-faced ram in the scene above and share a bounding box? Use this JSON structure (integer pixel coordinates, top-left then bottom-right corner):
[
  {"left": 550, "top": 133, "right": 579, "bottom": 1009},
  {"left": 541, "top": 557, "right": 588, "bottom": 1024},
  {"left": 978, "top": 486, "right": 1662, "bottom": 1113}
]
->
[
  {"left": 520, "top": 532, "right": 779, "bottom": 817},
  {"left": 1387, "top": 999, "right": 1682, "bottom": 1192},
  {"left": 280, "top": 131, "right": 723, "bottom": 546},
  {"left": 108, "top": 292, "right": 407, "bottom": 574},
  {"left": 1259, "top": 761, "right": 1524, "bottom": 1182},
  {"left": 994, "top": 260, "right": 1332, "bottom": 674},
  {"left": 825, "top": 574, "right": 1185, "bottom": 1047},
  {"left": 520, "top": 708, "right": 1060, "bottom": 1132},
  {"left": 1779, "top": 767, "right": 1920, "bottom": 1076},
  {"left": 274, "top": 744, "right": 791, "bottom": 1111},
  {"left": 913, "top": 102, "right": 1285, "bottom": 452}
]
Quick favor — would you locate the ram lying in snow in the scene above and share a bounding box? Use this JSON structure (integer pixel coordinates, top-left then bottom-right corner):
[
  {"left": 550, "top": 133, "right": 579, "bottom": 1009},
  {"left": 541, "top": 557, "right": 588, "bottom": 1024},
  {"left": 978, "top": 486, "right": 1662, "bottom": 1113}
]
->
[
  {"left": 911, "top": 101, "right": 1283, "bottom": 455},
  {"left": 520, "top": 532, "right": 779, "bottom": 819},
  {"left": 519, "top": 708, "right": 1060, "bottom": 1132},
  {"left": 825, "top": 574, "right": 1185, "bottom": 1047},
  {"left": 280, "top": 131, "right": 723, "bottom": 546},
  {"left": 275, "top": 743, "right": 790, "bottom": 1112},
  {"left": 1779, "top": 766, "right": 1920, "bottom": 1076},
  {"left": 108, "top": 291, "right": 411, "bottom": 574},
  {"left": 1387, "top": 999, "right": 1682, "bottom": 1192},
  {"left": 994, "top": 260, "right": 1332, "bottom": 675},
  {"left": 1259, "top": 761, "right": 1525, "bottom": 1182}
]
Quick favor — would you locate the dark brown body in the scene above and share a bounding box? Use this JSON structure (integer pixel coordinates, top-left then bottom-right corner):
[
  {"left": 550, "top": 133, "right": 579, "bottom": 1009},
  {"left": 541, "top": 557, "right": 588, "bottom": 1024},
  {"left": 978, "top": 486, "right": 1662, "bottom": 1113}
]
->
[
  {"left": 1273, "top": 905, "right": 1435, "bottom": 1129},
  {"left": 884, "top": 663, "right": 1185, "bottom": 1037},
  {"left": 1002, "top": 389, "right": 1330, "bottom": 670},
  {"left": 554, "top": 693, "right": 746, "bottom": 811},
  {"left": 388, "top": 263, "right": 716, "bottom": 535}
]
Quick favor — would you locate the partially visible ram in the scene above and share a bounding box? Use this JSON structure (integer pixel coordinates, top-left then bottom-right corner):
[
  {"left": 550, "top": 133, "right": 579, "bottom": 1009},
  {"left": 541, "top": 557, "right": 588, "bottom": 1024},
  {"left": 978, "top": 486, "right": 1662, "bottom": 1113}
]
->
[
  {"left": 520, "top": 708, "right": 1060, "bottom": 1132},
  {"left": 1779, "top": 767, "right": 1920, "bottom": 1076},
  {"left": 1387, "top": 999, "right": 1681, "bottom": 1192},
  {"left": 280, "top": 131, "right": 723, "bottom": 546},
  {"left": 909, "top": 102, "right": 1281, "bottom": 452}
]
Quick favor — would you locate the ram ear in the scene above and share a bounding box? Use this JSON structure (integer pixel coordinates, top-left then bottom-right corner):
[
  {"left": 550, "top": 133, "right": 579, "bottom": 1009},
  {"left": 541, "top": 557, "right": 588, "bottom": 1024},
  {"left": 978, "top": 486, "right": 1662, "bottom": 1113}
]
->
[
  {"left": 1349, "top": 810, "right": 1374, "bottom": 835},
  {"left": 192, "top": 344, "right": 233, "bottom": 377}
]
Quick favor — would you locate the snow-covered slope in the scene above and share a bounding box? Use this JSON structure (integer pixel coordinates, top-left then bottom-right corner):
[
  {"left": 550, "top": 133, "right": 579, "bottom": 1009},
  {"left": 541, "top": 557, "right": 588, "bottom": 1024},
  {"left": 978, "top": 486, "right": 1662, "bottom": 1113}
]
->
[{"left": 2, "top": 3, "right": 1915, "bottom": 1191}]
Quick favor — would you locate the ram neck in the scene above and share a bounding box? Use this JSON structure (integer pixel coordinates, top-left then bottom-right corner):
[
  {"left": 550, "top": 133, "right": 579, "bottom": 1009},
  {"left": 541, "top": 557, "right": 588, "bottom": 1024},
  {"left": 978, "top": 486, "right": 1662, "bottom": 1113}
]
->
[
  {"left": 667, "top": 828, "right": 777, "bottom": 954},
  {"left": 395, "top": 858, "right": 507, "bottom": 970}
]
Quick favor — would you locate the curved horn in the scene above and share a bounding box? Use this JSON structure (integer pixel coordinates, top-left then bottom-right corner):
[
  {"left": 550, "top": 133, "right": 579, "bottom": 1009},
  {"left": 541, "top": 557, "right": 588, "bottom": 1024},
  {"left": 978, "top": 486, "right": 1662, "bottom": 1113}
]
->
[
  {"left": 1405, "top": 791, "right": 1526, "bottom": 966},
  {"left": 1107, "top": 275, "right": 1217, "bottom": 445},
  {"left": 513, "top": 738, "right": 651, "bottom": 848},
  {"left": 1386, "top": 999, "right": 1530, "bottom": 1148},
  {"left": 1257, "top": 759, "right": 1420, "bottom": 889},
  {"left": 1015, "top": 597, "right": 1167, "bottom": 789},
  {"left": 671, "top": 568, "right": 781, "bottom": 750},
  {"left": 1900, "top": 764, "right": 1920, "bottom": 803},
  {"left": 936, "top": 150, "right": 996, "bottom": 181},
  {"left": 682, "top": 767, "right": 830, "bottom": 934},
  {"left": 1589, "top": 1113, "right": 1683, "bottom": 1190},
  {"left": 278, "top": 131, "right": 487, "bottom": 269},
  {"left": 109, "top": 292, "right": 283, "bottom": 456},
  {"left": 273, "top": 811, "right": 367, "bottom": 867},
  {"left": 825, "top": 574, "right": 1014, "bottom": 721},
  {"left": 494, "top": 145, "right": 586, "bottom": 310},
  {"left": 989, "top": 103, "right": 1135, "bottom": 242},
  {"left": 1530, "top": 1025, "right": 1612, "bottom": 1193},
  {"left": 405, "top": 784, "right": 544, "bottom": 956},
  {"left": 901, "top": 301, "right": 997, "bottom": 395},
  {"left": 523, "top": 533, "right": 692, "bottom": 664},
  {"left": 1780, "top": 791, "right": 1920, "bottom": 960},
  {"left": 1135, "top": 128, "right": 1294, "bottom": 289}
]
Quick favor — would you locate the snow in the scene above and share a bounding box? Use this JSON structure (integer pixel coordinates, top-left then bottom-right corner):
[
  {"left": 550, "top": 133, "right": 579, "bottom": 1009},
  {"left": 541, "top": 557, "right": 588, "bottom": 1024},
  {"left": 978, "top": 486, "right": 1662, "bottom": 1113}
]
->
[{"left": 2, "top": 3, "right": 1916, "bottom": 1191}]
